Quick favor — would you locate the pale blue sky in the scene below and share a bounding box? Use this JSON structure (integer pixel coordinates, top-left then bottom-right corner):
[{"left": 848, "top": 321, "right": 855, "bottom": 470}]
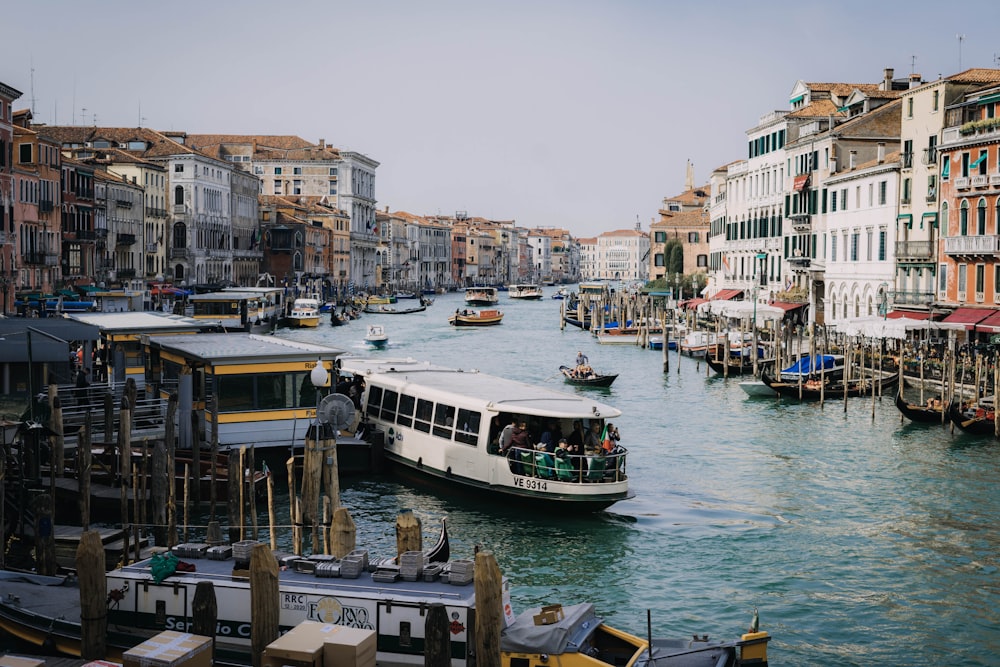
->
[{"left": 3, "top": 1, "right": 998, "bottom": 236}]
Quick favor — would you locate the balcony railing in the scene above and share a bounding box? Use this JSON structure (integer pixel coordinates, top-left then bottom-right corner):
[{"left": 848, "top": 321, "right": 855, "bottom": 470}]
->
[
  {"left": 74, "top": 188, "right": 94, "bottom": 199},
  {"left": 0, "top": 231, "right": 7, "bottom": 244},
  {"left": 972, "top": 175, "right": 988, "bottom": 188},
  {"left": 146, "top": 207, "right": 167, "bottom": 218},
  {"left": 922, "top": 148, "right": 937, "bottom": 165},
  {"left": 116, "top": 200, "right": 133, "bottom": 209},
  {"left": 943, "top": 234, "right": 1000, "bottom": 256},
  {"left": 39, "top": 199, "right": 54, "bottom": 213},
  {"left": 145, "top": 243, "right": 158, "bottom": 253},
  {"left": 992, "top": 174, "right": 1000, "bottom": 187},
  {"left": 955, "top": 177, "right": 970, "bottom": 190},
  {"left": 76, "top": 229, "right": 97, "bottom": 241},
  {"left": 44, "top": 253, "right": 59, "bottom": 267},
  {"left": 902, "top": 152, "right": 913, "bottom": 169},
  {"left": 22, "top": 251, "right": 45, "bottom": 265},
  {"left": 892, "top": 290, "right": 935, "bottom": 306},
  {"left": 169, "top": 247, "right": 191, "bottom": 261},
  {"left": 895, "top": 240, "right": 935, "bottom": 260},
  {"left": 117, "top": 268, "right": 137, "bottom": 280},
  {"left": 116, "top": 233, "right": 137, "bottom": 246},
  {"left": 788, "top": 213, "right": 811, "bottom": 230}
]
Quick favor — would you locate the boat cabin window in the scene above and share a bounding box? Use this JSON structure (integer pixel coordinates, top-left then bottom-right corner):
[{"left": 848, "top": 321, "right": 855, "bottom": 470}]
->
[
  {"left": 209, "top": 371, "right": 320, "bottom": 412},
  {"left": 366, "top": 385, "right": 383, "bottom": 418},
  {"left": 258, "top": 374, "right": 291, "bottom": 410},
  {"left": 380, "top": 390, "right": 399, "bottom": 421},
  {"left": 396, "top": 393, "right": 415, "bottom": 427},
  {"left": 219, "top": 374, "right": 255, "bottom": 411},
  {"left": 433, "top": 404, "right": 454, "bottom": 439},
  {"left": 455, "top": 408, "right": 481, "bottom": 445},
  {"left": 414, "top": 398, "right": 433, "bottom": 433}
]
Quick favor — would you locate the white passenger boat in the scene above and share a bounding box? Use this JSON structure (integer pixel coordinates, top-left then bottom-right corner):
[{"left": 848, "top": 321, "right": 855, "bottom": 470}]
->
[
  {"left": 339, "top": 357, "right": 632, "bottom": 510},
  {"left": 365, "top": 324, "right": 389, "bottom": 348},
  {"left": 508, "top": 284, "right": 543, "bottom": 300},
  {"left": 464, "top": 286, "right": 499, "bottom": 306},
  {"left": 288, "top": 297, "right": 321, "bottom": 327}
]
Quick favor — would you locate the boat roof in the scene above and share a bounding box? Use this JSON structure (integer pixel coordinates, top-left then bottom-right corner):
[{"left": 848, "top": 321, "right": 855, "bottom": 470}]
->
[
  {"left": 501, "top": 603, "right": 600, "bottom": 655},
  {"left": 340, "top": 357, "right": 622, "bottom": 419},
  {"left": 148, "top": 333, "right": 344, "bottom": 365},
  {"left": 66, "top": 311, "right": 210, "bottom": 334},
  {"left": 188, "top": 291, "right": 264, "bottom": 301}
]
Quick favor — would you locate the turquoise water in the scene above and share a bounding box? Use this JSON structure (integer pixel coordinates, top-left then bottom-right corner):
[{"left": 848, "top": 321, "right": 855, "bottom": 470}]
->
[{"left": 276, "top": 293, "right": 1000, "bottom": 666}]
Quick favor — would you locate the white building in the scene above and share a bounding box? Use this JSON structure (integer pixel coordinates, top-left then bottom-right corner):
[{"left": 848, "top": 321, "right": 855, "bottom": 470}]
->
[
  {"left": 823, "top": 147, "right": 899, "bottom": 322},
  {"left": 592, "top": 229, "right": 649, "bottom": 282}
]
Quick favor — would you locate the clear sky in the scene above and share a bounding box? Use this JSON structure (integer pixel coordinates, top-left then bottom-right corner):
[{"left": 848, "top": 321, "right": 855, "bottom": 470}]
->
[{"left": 3, "top": 1, "right": 999, "bottom": 237}]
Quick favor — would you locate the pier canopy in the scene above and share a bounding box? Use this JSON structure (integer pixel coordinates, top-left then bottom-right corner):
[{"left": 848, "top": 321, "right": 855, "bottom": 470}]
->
[
  {"left": 704, "top": 299, "right": 785, "bottom": 324},
  {"left": 832, "top": 316, "right": 966, "bottom": 340}
]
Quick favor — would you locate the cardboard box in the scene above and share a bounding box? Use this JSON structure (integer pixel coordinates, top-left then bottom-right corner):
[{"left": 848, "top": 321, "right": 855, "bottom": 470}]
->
[
  {"left": 532, "top": 604, "right": 565, "bottom": 626},
  {"left": 322, "top": 625, "right": 377, "bottom": 667},
  {"left": 0, "top": 656, "right": 46, "bottom": 667},
  {"left": 263, "top": 621, "right": 327, "bottom": 667},
  {"left": 122, "top": 631, "right": 212, "bottom": 667}
]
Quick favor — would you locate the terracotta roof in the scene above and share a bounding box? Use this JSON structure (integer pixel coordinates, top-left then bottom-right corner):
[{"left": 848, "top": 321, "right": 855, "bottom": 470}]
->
[
  {"left": 831, "top": 98, "right": 902, "bottom": 137},
  {"left": 848, "top": 150, "right": 903, "bottom": 172},
  {"left": 945, "top": 68, "right": 1000, "bottom": 85},
  {"left": 187, "top": 134, "right": 315, "bottom": 151},
  {"left": 71, "top": 147, "right": 163, "bottom": 168},
  {"left": 787, "top": 99, "right": 845, "bottom": 119},
  {"left": 652, "top": 209, "right": 707, "bottom": 228},
  {"left": 600, "top": 229, "right": 646, "bottom": 237},
  {"left": 33, "top": 125, "right": 214, "bottom": 160}
]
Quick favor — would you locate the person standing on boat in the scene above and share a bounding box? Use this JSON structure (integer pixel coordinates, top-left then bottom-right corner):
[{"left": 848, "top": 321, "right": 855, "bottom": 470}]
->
[
  {"left": 576, "top": 351, "right": 589, "bottom": 367},
  {"left": 498, "top": 417, "right": 515, "bottom": 454},
  {"left": 584, "top": 421, "right": 603, "bottom": 455},
  {"left": 538, "top": 419, "right": 561, "bottom": 453}
]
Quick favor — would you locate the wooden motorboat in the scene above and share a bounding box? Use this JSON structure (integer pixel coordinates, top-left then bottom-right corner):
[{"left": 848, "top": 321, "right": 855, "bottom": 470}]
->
[
  {"left": 287, "top": 298, "right": 321, "bottom": 327},
  {"left": 449, "top": 309, "right": 503, "bottom": 326},
  {"left": 559, "top": 365, "right": 618, "bottom": 387},
  {"left": 894, "top": 391, "right": 945, "bottom": 423},
  {"left": 948, "top": 399, "right": 998, "bottom": 436}
]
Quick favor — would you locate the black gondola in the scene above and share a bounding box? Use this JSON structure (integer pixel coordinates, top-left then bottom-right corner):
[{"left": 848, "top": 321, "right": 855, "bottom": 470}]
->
[
  {"left": 363, "top": 305, "right": 427, "bottom": 315},
  {"left": 894, "top": 391, "right": 945, "bottom": 423},
  {"left": 760, "top": 367, "right": 899, "bottom": 400},
  {"left": 947, "top": 399, "right": 998, "bottom": 436},
  {"left": 559, "top": 365, "right": 618, "bottom": 387}
]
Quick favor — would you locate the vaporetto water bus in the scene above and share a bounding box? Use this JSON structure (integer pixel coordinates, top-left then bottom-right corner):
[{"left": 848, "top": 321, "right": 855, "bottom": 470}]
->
[{"left": 338, "top": 357, "right": 633, "bottom": 510}]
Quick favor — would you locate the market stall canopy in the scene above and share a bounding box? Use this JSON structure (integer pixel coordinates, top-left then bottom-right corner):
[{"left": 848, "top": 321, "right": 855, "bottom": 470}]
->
[
  {"left": 833, "top": 316, "right": 967, "bottom": 340},
  {"left": 703, "top": 299, "right": 786, "bottom": 324}
]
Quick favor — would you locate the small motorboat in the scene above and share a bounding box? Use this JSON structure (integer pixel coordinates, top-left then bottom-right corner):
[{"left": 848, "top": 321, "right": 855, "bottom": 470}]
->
[
  {"left": 287, "top": 298, "right": 321, "bottom": 327},
  {"left": 448, "top": 308, "right": 503, "bottom": 326},
  {"left": 559, "top": 364, "right": 618, "bottom": 387},
  {"left": 551, "top": 287, "right": 569, "bottom": 300},
  {"left": 365, "top": 324, "right": 389, "bottom": 348}
]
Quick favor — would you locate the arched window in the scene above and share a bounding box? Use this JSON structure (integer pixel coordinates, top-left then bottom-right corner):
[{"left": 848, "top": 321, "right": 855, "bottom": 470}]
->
[
  {"left": 960, "top": 200, "right": 969, "bottom": 236},
  {"left": 854, "top": 294, "right": 860, "bottom": 318},
  {"left": 941, "top": 201, "right": 949, "bottom": 232},
  {"left": 174, "top": 264, "right": 185, "bottom": 281},
  {"left": 293, "top": 251, "right": 303, "bottom": 271},
  {"left": 294, "top": 231, "right": 303, "bottom": 248},
  {"left": 978, "top": 198, "right": 988, "bottom": 235},
  {"left": 174, "top": 185, "right": 184, "bottom": 206}
]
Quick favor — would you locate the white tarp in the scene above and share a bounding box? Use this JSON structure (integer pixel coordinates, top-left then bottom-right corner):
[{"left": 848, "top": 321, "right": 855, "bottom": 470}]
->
[
  {"left": 700, "top": 299, "right": 786, "bottom": 325},
  {"left": 831, "top": 316, "right": 967, "bottom": 340}
]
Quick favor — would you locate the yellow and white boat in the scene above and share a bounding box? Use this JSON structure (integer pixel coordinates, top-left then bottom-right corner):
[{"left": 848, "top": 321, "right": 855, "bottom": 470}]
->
[{"left": 288, "top": 297, "right": 321, "bottom": 327}]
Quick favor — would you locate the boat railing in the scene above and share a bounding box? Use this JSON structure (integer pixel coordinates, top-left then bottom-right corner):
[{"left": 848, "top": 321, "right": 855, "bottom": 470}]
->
[{"left": 507, "top": 446, "right": 626, "bottom": 484}]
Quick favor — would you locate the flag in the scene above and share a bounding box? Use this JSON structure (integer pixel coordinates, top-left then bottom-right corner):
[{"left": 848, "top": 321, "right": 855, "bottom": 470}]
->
[
  {"left": 721, "top": 255, "right": 731, "bottom": 274},
  {"left": 785, "top": 276, "right": 793, "bottom": 291}
]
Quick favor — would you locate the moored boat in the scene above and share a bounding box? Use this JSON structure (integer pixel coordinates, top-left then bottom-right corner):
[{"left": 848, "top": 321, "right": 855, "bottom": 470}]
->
[
  {"left": 739, "top": 380, "right": 776, "bottom": 397},
  {"left": 363, "top": 304, "right": 427, "bottom": 315},
  {"left": 551, "top": 287, "right": 569, "bottom": 300},
  {"left": 464, "top": 286, "right": 499, "bottom": 306},
  {"left": 895, "top": 391, "right": 946, "bottom": 423},
  {"left": 947, "top": 398, "right": 997, "bottom": 435},
  {"left": 777, "top": 354, "right": 845, "bottom": 382},
  {"left": 508, "top": 284, "right": 544, "bottom": 300},
  {"left": 287, "top": 298, "right": 321, "bottom": 327},
  {"left": 761, "top": 366, "right": 898, "bottom": 400},
  {"left": 339, "top": 357, "right": 632, "bottom": 509},
  {"left": 449, "top": 309, "right": 504, "bottom": 326}
]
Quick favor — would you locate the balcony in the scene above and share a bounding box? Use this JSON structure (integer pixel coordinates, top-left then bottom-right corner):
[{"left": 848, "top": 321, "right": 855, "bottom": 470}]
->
[
  {"left": 922, "top": 148, "right": 937, "bottom": 165},
  {"left": 74, "top": 188, "right": 94, "bottom": 199},
  {"left": 944, "top": 234, "right": 1000, "bottom": 257},
  {"left": 788, "top": 213, "right": 811, "bottom": 231},
  {"left": 787, "top": 255, "right": 812, "bottom": 271},
  {"left": 955, "top": 177, "right": 970, "bottom": 190},
  {"left": 146, "top": 207, "right": 167, "bottom": 218},
  {"left": 892, "top": 290, "right": 935, "bottom": 306},
  {"left": 902, "top": 152, "right": 913, "bottom": 169},
  {"left": 895, "top": 241, "right": 935, "bottom": 261},
  {"left": 39, "top": 199, "right": 54, "bottom": 213},
  {"left": 44, "top": 253, "right": 59, "bottom": 267},
  {"left": 992, "top": 174, "right": 1000, "bottom": 187},
  {"left": 972, "top": 175, "right": 988, "bottom": 188},
  {"left": 0, "top": 231, "right": 6, "bottom": 244},
  {"left": 116, "top": 200, "right": 133, "bottom": 209},
  {"left": 116, "top": 233, "right": 137, "bottom": 246},
  {"left": 145, "top": 243, "right": 158, "bottom": 253},
  {"left": 169, "top": 247, "right": 191, "bottom": 261},
  {"left": 76, "top": 229, "right": 97, "bottom": 241},
  {"left": 22, "top": 251, "right": 45, "bottom": 265},
  {"left": 117, "top": 268, "right": 137, "bottom": 280}
]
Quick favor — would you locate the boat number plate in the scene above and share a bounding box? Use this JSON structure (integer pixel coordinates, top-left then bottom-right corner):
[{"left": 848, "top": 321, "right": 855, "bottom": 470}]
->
[{"left": 513, "top": 477, "right": 547, "bottom": 491}]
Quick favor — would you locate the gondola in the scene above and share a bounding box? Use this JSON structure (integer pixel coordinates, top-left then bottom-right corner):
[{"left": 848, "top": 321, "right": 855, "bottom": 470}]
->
[
  {"left": 559, "top": 365, "right": 618, "bottom": 387},
  {"left": 363, "top": 304, "right": 427, "bottom": 315},
  {"left": 947, "top": 399, "right": 998, "bottom": 436},
  {"left": 894, "top": 391, "right": 945, "bottom": 423},
  {"left": 705, "top": 353, "right": 758, "bottom": 376},
  {"left": 330, "top": 309, "right": 347, "bottom": 326},
  {"left": 760, "top": 367, "right": 899, "bottom": 400}
]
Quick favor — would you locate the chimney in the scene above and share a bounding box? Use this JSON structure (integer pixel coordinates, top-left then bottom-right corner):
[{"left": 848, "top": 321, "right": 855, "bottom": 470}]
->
[
  {"left": 883, "top": 67, "right": 894, "bottom": 91},
  {"left": 318, "top": 138, "right": 325, "bottom": 149},
  {"left": 909, "top": 73, "right": 923, "bottom": 89},
  {"left": 877, "top": 143, "right": 885, "bottom": 164},
  {"left": 849, "top": 150, "right": 857, "bottom": 170}
]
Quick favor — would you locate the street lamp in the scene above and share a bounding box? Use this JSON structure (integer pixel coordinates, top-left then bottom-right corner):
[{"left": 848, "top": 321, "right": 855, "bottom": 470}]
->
[{"left": 310, "top": 358, "right": 329, "bottom": 423}]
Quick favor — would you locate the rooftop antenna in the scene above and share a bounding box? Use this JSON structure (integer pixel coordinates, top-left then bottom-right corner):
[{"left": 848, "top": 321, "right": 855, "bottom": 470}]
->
[
  {"left": 29, "top": 58, "right": 36, "bottom": 117},
  {"left": 910, "top": 55, "right": 917, "bottom": 76},
  {"left": 81, "top": 107, "right": 87, "bottom": 126},
  {"left": 957, "top": 34, "right": 966, "bottom": 71}
]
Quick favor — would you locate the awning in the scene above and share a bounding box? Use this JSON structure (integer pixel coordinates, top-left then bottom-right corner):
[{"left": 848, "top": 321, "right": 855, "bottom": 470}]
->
[
  {"left": 793, "top": 174, "right": 810, "bottom": 191},
  {"left": 886, "top": 310, "right": 932, "bottom": 320},
  {"left": 971, "top": 153, "right": 987, "bottom": 168},
  {"left": 977, "top": 310, "right": 1000, "bottom": 332},
  {"left": 712, "top": 289, "right": 744, "bottom": 301},
  {"left": 897, "top": 213, "right": 913, "bottom": 228},
  {"left": 922, "top": 212, "right": 938, "bottom": 228},
  {"left": 941, "top": 307, "right": 993, "bottom": 329},
  {"left": 975, "top": 93, "right": 1000, "bottom": 105},
  {"left": 681, "top": 298, "right": 708, "bottom": 310},
  {"left": 942, "top": 159, "right": 950, "bottom": 178},
  {"left": 769, "top": 301, "right": 807, "bottom": 312}
]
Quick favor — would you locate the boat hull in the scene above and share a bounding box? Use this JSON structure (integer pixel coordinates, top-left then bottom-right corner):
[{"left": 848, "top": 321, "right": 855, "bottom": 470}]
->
[
  {"left": 288, "top": 316, "right": 320, "bottom": 327},
  {"left": 895, "top": 391, "right": 945, "bottom": 423},
  {"left": 559, "top": 366, "right": 617, "bottom": 387}
]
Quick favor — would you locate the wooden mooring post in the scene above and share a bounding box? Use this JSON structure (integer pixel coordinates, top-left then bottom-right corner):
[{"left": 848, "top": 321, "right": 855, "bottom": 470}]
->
[
  {"left": 249, "top": 543, "right": 279, "bottom": 667},
  {"left": 396, "top": 509, "right": 422, "bottom": 558},
  {"left": 473, "top": 550, "right": 502, "bottom": 667},
  {"left": 77, "top": 529, "right": 107, "bottom": 659}
]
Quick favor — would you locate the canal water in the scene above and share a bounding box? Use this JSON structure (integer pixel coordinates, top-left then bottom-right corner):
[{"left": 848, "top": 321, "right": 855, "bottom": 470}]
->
[{"left": 275, "top": 292, "right": 998, "bottom": 666}]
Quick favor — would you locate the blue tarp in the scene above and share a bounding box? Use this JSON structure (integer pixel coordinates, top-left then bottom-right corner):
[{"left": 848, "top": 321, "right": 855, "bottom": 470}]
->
[{"left": 782, "top": 354, "right": 840, "bottom": 375}]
